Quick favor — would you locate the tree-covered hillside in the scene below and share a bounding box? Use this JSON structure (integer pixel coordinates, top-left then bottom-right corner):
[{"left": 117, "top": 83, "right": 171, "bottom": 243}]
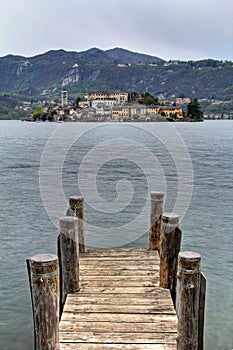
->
[{"left": 0, "top": 48, "right": 233, "bottom": 118}]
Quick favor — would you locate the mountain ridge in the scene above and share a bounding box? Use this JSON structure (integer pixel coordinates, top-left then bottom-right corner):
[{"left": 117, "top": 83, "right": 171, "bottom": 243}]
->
[{"left": 0, "top": 47, "right": 233, "bottom": 115}]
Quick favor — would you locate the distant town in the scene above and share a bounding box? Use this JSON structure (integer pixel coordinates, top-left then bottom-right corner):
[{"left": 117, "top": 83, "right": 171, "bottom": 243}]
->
[{"left": 19, "top": 90, "right": 232, "bottom": 122}]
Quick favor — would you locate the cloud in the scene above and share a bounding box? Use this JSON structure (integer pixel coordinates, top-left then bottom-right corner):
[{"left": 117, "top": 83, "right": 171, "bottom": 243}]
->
[{"left": 1, "top": 0, "right": 233, "bottom": 60}]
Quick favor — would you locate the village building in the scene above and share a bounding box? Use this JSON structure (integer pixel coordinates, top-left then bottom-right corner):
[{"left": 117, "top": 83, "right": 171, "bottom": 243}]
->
[
  {"left": 91, "top": 99, "right": 116, "bottom": 108},
  {"left": 94, "top": 102, "right": 112, "bottom": 116},
  {"left": 159, "top": 106, "right": 183, "bottom": 117},
  {"left": 112, "top": 105, "right": 130, "bottom": 121},
  {"left": 85, "top": 90, "right": 128, "bottom": 105},
  {"left": 130, "top": 104, "right": 147, "bottom": 120}
]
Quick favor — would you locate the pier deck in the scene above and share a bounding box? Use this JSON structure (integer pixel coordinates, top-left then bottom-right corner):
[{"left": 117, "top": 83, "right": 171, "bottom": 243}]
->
[{"left": 59, "top": 247, "right": 177, "bottom": 350}]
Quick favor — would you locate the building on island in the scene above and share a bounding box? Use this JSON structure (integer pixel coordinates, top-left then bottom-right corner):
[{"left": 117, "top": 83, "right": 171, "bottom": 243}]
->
[
  {"left": 159, "top": 106, "right": 183, "bottom": 117},
  {"left": 85, "top": 90, "right": 128, "bottom": 105},
  {"left": 112, "top": 106, "right": 130, "bottom": 121}
]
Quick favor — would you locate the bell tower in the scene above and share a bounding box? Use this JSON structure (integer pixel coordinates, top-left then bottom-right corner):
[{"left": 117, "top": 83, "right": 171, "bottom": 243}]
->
[{"left": 61, "top": 90, "right": 68, "bottom": 107}]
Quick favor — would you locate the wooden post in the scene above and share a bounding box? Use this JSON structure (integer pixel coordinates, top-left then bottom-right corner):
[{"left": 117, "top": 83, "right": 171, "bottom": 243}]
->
[
  {"left": 198, "top": 272, "right": 206, "bottom": 350},
  {"left": 59, "top": 216, "right": 79, "bottom": 307},
  {"left": 57, "top": 234, "right": 63, "bottom": 318},
  {"left": 26, "top": 254, "right": 59, "bottom": 350},
  {"left": 66, "top": 196, "right": 85, "bottom": 253},
  {"left": 177, "top": 251, "right": 201, "bottom": 350},
  {"left": 149, "top": 191, "right": 164, "bottom": 251},
  {"left": 159, "top": 212, "right": 182, "bottom": 306}
]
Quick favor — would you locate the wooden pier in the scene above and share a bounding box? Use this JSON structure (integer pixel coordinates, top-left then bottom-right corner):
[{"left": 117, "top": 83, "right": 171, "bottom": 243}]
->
[
  {"left": 27, "top": 193, "right": 206, "bottom": 350},
  {"left": 59, "top": 247, "right": 177, "bottom": 350}
]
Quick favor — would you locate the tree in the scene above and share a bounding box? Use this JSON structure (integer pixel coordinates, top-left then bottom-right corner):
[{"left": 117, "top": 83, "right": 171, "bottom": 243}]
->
[
  {"left": 187, "top": 98, "right": 203, "bottom": 120},
  {"left": 138, "top": 93, "right": 159, "bottom": 105},
  {"left": 75, "top": 96, "right": 81, "bottom": 108},
  {"left": 32, "top": 105, "right": 43, "bottom": 121}
]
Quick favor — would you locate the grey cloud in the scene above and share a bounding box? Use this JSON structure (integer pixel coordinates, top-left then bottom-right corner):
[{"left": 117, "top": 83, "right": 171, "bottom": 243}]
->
[{"left": 1, "top": 0, "right": 233, "bottom": 60}]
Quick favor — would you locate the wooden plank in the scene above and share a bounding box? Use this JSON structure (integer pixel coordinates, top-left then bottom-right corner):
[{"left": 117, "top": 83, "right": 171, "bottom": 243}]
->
[
  {"left": 60, "top": 343, "right": 177, "bottom": 350},
  {"left": 80, "top": 276, "right": 158, "bottom": 282},
  {"left": 59, "top": 331, "right": 177, "bottom": 343},
  {"left": 80, "top": 257, "right": 157, "bottom": 262},
  {"left": 80, "top": 269, "right": 158, "bottom": 276},
  {"left": 60, "top": 312, "right": 177, "bottom": 324},
  {"left": 80, "top": 264, "right": 158, "bottom": 270},
  {"left": 66, "top": 289, "right": 173, "bottom": 303},
  {"left": 80, "top": 260, "right": 159, "bottom": 274},
  {"left": 59, "top": 320, "right": 177, "bottom": 333},
  {"left": 82, "top": 247, "right": 159, "bottom": 255},
  {"left": 80, "top": 279, "right": 159, "bottom": 288},
  {"left": 78, "top": 286, "right": 164, "bottom": 294},
  {"left": 80, "top": 263, "right": 159, "bottom": 268},
  {"left": 80, "top": 264, "right": 159, "bottom": 269},
  {"left": 59, "top": 247, "right": 177, "bottom": 349},
  {"left": 64, "top": 303, "right": 175, "bottom": 314}
]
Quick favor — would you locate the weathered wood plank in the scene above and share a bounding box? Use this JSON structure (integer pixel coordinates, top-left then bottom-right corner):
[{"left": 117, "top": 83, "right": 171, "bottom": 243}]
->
[
  {"left": 60, "top": 344, "right": 177, "bottom": 350},
  {"left": 82, "top": 247, "right": 159, "bottom": 255},
  {"left": 79, "top": 264, "right": 159, "bottom": 271},
  {"left": 80, "top": 279, "right": 159, "bottom": 288},
  {"left": 80, "top": 261, "right": 159, "bottom": 267},
  {"left": 60, "top": 312, "right": 177, "bottom": 324},
  {"left": 59, "top": 320, "right": 177, "bottom": 333},
  {"left": 78, "top": 286, "right": 164, "bottom": 294},
  {"left": 64, "top": 303, "right": 175, "bottom": 314},
  {"left": 80, "top": 257, "right": 157, "bottom": 261},
  {"left": 66, "top": 289, "right": 174, "bottom": 303},
  {"left": 80, "top": 275, "right": 158, "bottom": 281},
  {"left": 59, "top": 331, "right": 177, "bottom": 343},
  {"left": 59, "top": 247, "right": 177, "bottom": 349},
  {"left": 80, "top": 268, "right": 158, "bottom": 276}
]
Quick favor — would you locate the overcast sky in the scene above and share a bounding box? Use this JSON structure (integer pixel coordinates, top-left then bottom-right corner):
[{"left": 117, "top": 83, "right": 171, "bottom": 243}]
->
[{"left": 1, "top": 0, "right": 233, "bottom": 61}]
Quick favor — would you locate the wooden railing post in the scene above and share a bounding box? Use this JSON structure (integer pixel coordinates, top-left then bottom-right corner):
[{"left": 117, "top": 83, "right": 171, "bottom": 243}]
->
[
  {"left": 198, "top": 272, "right": 206, "bottom": 350},
  {"left": 177, "top": 251, "right": 201, "bottom": 350},
  {"left": 149, "top": 191, "right": 164, "bottom": 251},
  {"left": 159, "top": 212, "right": 182, "bottom": 306},
  {"left": 26, "top": 254, "right": 59, "bottom": 350},
  {"left": 59, "top": 216, "right": 79, "bottom": 307},
  {"left": 66, "top": 196, "right": 85, "bottom": 253}
]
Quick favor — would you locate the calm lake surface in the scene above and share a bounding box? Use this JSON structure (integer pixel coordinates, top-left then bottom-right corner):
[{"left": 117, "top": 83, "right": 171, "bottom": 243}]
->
[{"left": 0, "top": 120, "right": 232, "bottom": 350}]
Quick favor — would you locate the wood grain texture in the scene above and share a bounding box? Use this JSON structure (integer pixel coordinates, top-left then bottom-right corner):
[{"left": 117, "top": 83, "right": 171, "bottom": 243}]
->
[
  {"left": 149, "top": 192, "right": 164, "bottom": 250},
  {"left": 160, "top": 214, "right": 181, "bottom": 306},
  {"left": 60, "top": 344, "right": 177, "bottom": 350},
  {"left": 177, "top": 251, "right": 201, "bottom": 350},
  {"left": 28, "top": 254, "right": 59, "bottom": 350},
  {"left": 59, "top": 247, "right": 177, "bottom": 349},
  {"left": 67, "top": 196, "right": 85, "bottom": 253}
]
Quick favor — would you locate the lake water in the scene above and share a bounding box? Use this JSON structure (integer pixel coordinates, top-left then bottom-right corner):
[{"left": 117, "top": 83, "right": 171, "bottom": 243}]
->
[{"left": 0, "top": 120, "right": 232, "bottom": 350}]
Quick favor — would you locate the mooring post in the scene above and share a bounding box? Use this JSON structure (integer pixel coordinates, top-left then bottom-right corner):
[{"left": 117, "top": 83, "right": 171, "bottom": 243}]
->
[
  {"left": 26, "top": 254, "right": 59, "bottom": 350},
  {"left": 57, "top": 234, "right": 63, "bottom": 318},
  {"left": 159, "top": 212, "right": 182, "bottom": 306},
  {"left": 66, "top": 196, "right": 85, "bottom": 253},
  {"left": 198, "top": 272, "right": 206, "bottom": 350},
  {"left": 59, "top": 216, "right": 79, "bottom": 307},
  {"left": 149, "top": 191, "right": 164, "bottom": 251},
  {"left": 177, "top": 251, "right": 201, "bottom": 350}
]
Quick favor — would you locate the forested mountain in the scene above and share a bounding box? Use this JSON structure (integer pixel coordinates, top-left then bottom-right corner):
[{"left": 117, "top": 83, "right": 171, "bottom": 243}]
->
[{"left": 0, "top": 47, "right": 233, "bottom": 113}]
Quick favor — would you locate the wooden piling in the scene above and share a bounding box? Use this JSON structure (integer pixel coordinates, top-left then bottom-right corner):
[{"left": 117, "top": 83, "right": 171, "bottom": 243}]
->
[
  {"left": 177, "top": 251, "right": 201, "bottom": 350},
  {"left": 66, "top": 196, "right": 85, "bottom": 253},
  {"left": 27, "top": 254, "right": 59, "bottom": 350},
  {"left": 149, "top": 191, "right": 164, "bottom": 251},
  {"left": 198, "top": 272, "right": 206, "bottom": 350},
  {"left": 159, "top": 212, "right": 182, "bottom": 305},
  {"left": 59, "top": 217, "right": 79, "bottom": 307}
]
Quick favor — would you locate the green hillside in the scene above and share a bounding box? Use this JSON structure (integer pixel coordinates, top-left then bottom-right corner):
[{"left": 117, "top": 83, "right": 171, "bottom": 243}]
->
[{"left": 0, "top": 48, "right": 233, "bottom": 118}]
